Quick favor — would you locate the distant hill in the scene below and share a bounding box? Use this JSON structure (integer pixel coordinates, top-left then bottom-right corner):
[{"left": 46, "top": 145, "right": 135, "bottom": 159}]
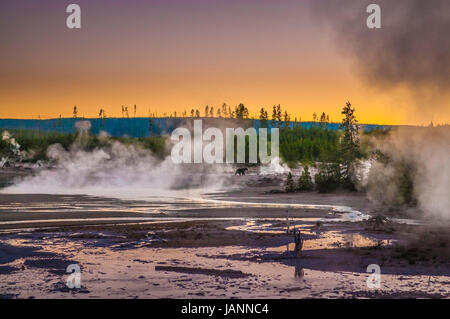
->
[{"left": 0, "top": 118, "right": 390, "bottom": 138}]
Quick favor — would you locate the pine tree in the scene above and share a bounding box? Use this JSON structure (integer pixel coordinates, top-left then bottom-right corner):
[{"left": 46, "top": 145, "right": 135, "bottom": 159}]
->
[
  {"left": 340, "top": 101, "right": 360, "bottom": 189},
  {"left": 285, "top": 172, "right": 296, "bottom": 193},
  {"left": 319, "top": 112, "right": 328, "bottom": 128},
  {"left": 235, "top": 103, "right": 249, "bottom": 119},
  {"left": 284, "top": 110, "right": 290, "bottom": 124},
  {"left": 222, "top": 103, "right": 228, "bottom": 117},
  {"left": 272, "top": 105, "right": 277, "bottom": 123},
  {"left": 297, "top": 166, "right": 314, "bottom": 191},
  {"left": 259, "top": 107, "right": 269, "bottom": 128},
  {"left": 315, "top": 162, "right": 341, "bottom": 193},
  {"left": 276, "top": 104, "right": 282, "bottom": 122}
]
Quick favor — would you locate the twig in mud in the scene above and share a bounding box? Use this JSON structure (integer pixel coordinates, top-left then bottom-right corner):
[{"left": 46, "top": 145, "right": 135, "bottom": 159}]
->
[
  {"left": 286, "top": 209, "right": 290, "bottom": 234},
  {"left": 293, "top": 227, "right": 303, "bottom": 258}
]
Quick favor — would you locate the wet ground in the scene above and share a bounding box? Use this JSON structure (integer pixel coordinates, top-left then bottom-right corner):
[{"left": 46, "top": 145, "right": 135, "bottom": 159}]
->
[{"left": 0, "top": 172, "right": 449, "bottom": 299}]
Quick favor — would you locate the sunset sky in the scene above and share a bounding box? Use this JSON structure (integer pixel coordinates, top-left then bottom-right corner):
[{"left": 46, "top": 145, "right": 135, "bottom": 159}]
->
[{"left": 1, "top": 0, "right": 449, "bottom": 125}]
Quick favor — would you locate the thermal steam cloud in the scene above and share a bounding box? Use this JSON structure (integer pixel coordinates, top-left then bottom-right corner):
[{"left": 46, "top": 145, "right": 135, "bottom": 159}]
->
[
  {"left": 364, "top": 126, "right": 450, "bottom": 220},
  {"left": 311, "top": 0, "right": 450, "bottom": 89},
  {"left": 310, "top": 0, "right": 450, "bottom": 119},
  {"left": 2, "top": 130, "right": 21, "bottom": 156},
  {"left": 11, "top": 142, "right": 176, "bottom": 193},
  {"left": 8, "top": 141, "right": 231, "bottom": 199},
  {"left": 6, "top": 121, "right": 230, "bottom": 199}
]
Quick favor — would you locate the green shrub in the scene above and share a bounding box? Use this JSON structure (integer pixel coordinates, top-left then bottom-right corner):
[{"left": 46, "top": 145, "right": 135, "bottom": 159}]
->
[
  {"left": 391, "top": 162, "right": 415, "bottom": 206},
  {"left": 314, "top": 163, "right": 341, "bottom": 193},
  {"left": 140, "top": 136, "right": 169, "bottom": 159},
  {"left": 279, "top": 126, "right": 341, "bottom": 164},
  {"left": 285, "top": 172, "right": 296, "bottom": 193},
  {"left": 0, "top": 139, "right": 12, "bottom": 158},
  {"left": 4, "top": 129, "right": 170, "bottom": 162},
  {"left": 10, "top": 130, "right": 76, "bottom": 161},
  {"left": 297, "top": 166, "right": 314, "bottom": 191}
]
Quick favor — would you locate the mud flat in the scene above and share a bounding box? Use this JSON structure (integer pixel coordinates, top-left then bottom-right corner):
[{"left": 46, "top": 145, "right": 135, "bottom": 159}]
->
[{"left": 0, "top": 172, "right": 449, "bottom": 299}]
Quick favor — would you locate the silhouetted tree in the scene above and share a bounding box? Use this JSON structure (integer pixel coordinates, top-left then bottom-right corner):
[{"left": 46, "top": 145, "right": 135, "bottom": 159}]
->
[
  {"left": 276, "top": 105, "right": 282, "bottom": 122},
  {"left": 340, "top": 101, "right": 360, "bottom": 189},
  {"left": 319, "top": 112, "right": 328, "bottom": 128},
  {"left": 272, "top": 105, "right": 277, "bottom": 122},
  {"left": 284, "top": 110, "right": 290, "bottom": 124},
  {"left": 235, "top": 103, "right": 249, "bottom": 119},
  {"left": 285, "top": 172, "right": 296, "bottom": 193},
  {"left": 259, "top": 107, "right": 269, "bottom": 127},
  {"left": 221, "top": 103, "right": 228, "bottom": 118},
  {"left": 315, "top": 162, "right": 341, "bottom": 193},
  {"left": 297, "top": 166, "right": 314, "bottom": 191}
]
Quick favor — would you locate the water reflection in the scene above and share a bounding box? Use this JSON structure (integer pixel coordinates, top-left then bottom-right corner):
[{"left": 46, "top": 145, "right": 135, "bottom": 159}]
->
[{"left": 294, "top": 267, "right": 305, "bottom": 280}]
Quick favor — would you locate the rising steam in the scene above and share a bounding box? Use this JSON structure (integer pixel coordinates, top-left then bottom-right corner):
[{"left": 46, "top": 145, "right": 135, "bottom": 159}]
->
[
  {"left": 364, "top": 126, "right": 450, "bottom": 220},
  {"left": 4, "top": 122, "right": 229, "bottom": 200},
  {"left": 311, "top": 0, "right": 450, "bottom": 120}
]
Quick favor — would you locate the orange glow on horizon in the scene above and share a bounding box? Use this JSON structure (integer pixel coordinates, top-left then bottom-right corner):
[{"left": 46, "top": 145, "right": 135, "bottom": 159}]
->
[{"left": 1, "top": 1, "right": 449, "bottom": 126}]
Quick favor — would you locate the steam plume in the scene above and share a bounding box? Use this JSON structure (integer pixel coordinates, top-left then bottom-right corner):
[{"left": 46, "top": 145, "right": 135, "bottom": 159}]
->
[
  {"left": 4, "top": 121, "right": 230, "bottom": 199},
  {"left": 311, "top": 0, "right": 450, "bottom": 120},
  {"left": 365, "top": 126, "right": 450, "bottom": 220}
]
